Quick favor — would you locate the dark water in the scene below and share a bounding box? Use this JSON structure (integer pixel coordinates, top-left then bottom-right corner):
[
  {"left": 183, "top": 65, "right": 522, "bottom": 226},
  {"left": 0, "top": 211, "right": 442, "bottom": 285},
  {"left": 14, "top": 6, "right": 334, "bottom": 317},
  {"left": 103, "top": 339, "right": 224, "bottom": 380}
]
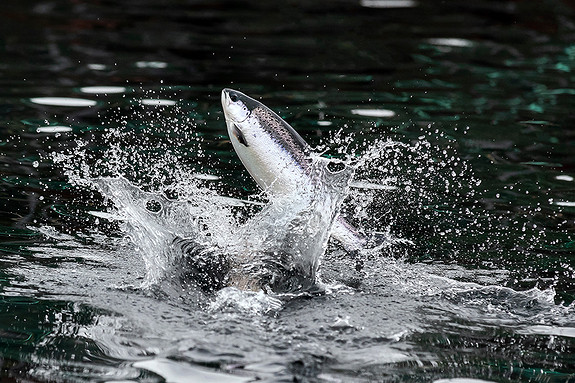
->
[{"left": 1, "top": 0, "right": 575, "bottom": 382}]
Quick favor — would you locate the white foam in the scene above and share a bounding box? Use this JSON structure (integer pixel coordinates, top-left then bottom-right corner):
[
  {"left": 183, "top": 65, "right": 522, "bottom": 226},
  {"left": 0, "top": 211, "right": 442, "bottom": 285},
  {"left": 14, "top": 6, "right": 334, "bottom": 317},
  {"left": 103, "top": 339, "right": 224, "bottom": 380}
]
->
[
  {"left": 193, "top": 173, "right": 220, "bottom": 181},
  {"left": 517, "top": 325, "right": 575, "bottom": 338},
  {"left": 211, "top": 287, "right": 283, "bottom": 314},
  {"left": 133, "top": 358, "right": 250, "bottom": 383}
]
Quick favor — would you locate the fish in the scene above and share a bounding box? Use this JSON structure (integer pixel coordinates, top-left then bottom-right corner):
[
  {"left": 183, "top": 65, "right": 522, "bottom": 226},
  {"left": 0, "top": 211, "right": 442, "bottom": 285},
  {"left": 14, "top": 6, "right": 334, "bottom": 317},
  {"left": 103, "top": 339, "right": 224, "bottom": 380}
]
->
[{"left": 220, "top": 88, "right": 366, "bottom": 253}]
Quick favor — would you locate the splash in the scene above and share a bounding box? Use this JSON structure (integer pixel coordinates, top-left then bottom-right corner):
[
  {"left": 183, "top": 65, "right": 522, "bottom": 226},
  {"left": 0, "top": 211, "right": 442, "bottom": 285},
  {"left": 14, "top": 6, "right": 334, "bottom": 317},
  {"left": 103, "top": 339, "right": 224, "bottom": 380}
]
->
[
  {"left": 88, "top": 155, "right": 353, "bottom": 294},
  {"left": 226, "top": 156, "right": 354, "bottom": 292},
  {"left": 50, "top": 93, "right": 483, "bottom": 301},
  {"left": 51, "top": 95, "right": 359, "bottom": 295}
]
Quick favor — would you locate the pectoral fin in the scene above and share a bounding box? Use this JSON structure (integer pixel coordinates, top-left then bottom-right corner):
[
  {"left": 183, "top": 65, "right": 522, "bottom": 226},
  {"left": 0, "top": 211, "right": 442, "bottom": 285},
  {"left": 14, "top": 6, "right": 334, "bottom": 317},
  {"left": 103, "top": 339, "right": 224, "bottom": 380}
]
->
[{"left": 232, "top": 123, "right": 249, "bottom": 147}]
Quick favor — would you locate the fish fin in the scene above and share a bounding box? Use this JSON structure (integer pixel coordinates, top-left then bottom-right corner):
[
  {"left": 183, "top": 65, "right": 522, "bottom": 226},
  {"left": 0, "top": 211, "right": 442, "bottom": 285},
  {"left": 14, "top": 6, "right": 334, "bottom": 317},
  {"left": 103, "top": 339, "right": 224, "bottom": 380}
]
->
[{"left": 331, "top": 216, "right": 367, "bottom": 252}]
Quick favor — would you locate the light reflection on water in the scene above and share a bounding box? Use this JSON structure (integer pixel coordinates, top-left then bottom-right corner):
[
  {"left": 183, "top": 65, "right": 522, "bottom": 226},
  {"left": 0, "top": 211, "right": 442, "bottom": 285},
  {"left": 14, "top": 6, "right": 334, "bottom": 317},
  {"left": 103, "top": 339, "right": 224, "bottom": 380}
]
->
[
  {"left": 360, "top": 0, "right": 418, "bottom": 8},
  {"left": 79, "top": 86, "right": 127, "bottom": 94},
  {"left": 35, "top": 126, "right": 73, "bottom": 133},
  {"left": 351, "top": 108, "right": 396, "bottom": 118},
  {"left": 426, "top": 38, "right": 474, "bottom": 48},
  {"left": 29, "top": 97, "right": 97, "bottom": 107}
]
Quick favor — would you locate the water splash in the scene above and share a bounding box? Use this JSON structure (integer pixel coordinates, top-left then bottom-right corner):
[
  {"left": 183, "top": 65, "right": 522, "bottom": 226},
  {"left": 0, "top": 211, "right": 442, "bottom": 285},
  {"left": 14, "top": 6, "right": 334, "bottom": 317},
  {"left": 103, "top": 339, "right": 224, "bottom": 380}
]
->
[
  {"left": 89, "top": 154, "right": 353, "bottom": 296},
  {"left": 210, "top": 287, "right": 283, "bottom": 315},
  {"left": 225, "top": 156, "right": 354, "bottom": 293},
  {"left": 49, "top": 93, "right": 489, "bottom": 302},
  {"left": 46, "top": 90, "right": 369, "bottom": 297}
]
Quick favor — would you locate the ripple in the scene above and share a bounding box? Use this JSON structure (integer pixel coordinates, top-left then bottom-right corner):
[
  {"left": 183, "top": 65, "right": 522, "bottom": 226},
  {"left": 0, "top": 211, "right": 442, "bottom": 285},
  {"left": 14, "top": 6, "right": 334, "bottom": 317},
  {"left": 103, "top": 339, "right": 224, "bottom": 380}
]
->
[
  {"left": 521, "top": 161, "right": 562, "bottom": 167},
  {"left": 29, "top": 97, "right": 97, "bottom": 107},
  {"left": 351, "top": 108, "right": 396, "bottom": 117},
  {"left": 133, "top": 358, "right": 251, "bottom": 383},
  {"left": 517, "top": 325, "right": 575, "bottom": 338},
  {"left": 360, "top": 0, "right": 417, "bottom": 7},
  {"left": 79, "top": 86, "right": 126, "bottom": 94},
  {"left": 335, "top": 345, "right": 414, "bottom": 367}
]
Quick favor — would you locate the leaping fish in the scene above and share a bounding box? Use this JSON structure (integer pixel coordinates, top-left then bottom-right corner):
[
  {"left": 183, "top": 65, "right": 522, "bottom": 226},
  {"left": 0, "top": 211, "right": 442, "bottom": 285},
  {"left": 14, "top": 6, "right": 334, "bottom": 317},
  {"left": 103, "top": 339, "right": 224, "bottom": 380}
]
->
[{"left": 221, "top": 88, "right": 366, "bottom": 252}]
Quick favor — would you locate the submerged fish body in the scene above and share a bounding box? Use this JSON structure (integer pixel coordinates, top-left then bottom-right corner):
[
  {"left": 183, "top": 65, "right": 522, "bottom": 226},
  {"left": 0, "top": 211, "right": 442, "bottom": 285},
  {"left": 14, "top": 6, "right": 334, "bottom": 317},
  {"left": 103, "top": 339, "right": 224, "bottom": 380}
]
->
[{"left": 221, "top": 88, "right": 366, "bottom": 252}]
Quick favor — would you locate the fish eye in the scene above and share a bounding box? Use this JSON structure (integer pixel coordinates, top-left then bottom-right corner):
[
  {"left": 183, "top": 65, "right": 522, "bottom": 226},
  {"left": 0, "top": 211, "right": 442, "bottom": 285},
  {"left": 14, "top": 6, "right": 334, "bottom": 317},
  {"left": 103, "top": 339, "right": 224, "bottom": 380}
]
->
[{"left": 230, "top": 93, "right": 238, "bottom": 102}]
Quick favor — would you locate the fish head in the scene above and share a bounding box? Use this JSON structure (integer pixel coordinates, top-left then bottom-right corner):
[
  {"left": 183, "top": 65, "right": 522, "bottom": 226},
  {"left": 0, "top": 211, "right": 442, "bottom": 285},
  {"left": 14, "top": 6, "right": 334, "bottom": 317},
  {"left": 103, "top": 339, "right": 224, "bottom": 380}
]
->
[
  {"left": 221, "top": 88, "right": 311, "bottom": 194},
  {"left": 221, "top": 88, "right": 253, "bottom": 123},
  {"left": 221, "top": 88, "right": 277, "bottom": 190},
  {"left": 221, "top": 86, "right": 309, "bottom": 153},
  {"left": 221, "top": 88, "right": 261, "bottom": 148}
]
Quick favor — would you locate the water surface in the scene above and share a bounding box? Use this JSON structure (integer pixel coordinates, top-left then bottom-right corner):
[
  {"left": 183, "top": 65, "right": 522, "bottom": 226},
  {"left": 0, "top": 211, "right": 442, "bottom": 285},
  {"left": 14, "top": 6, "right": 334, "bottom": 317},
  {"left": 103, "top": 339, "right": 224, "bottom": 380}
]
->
[{"left": 1, "top": 0, "right": 575, "bottom": 382}]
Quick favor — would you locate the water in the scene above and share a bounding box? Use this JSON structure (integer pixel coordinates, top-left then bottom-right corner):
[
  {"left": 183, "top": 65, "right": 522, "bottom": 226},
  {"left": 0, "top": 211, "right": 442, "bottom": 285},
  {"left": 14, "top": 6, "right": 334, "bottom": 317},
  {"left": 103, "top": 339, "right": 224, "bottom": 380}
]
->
[{"left": 1, "top": 0, "right": 575, "bottom": 381}]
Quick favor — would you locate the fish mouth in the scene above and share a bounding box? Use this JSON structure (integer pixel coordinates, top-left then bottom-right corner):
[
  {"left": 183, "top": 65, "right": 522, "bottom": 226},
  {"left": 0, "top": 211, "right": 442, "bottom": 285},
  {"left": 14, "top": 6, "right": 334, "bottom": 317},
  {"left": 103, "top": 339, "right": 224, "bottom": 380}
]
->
[
  {"left": 221, "top": 89, "right": 231, "bottom": 115},
  {"left": 221, "top": 88, "right": 231, "bottom": 105}
]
